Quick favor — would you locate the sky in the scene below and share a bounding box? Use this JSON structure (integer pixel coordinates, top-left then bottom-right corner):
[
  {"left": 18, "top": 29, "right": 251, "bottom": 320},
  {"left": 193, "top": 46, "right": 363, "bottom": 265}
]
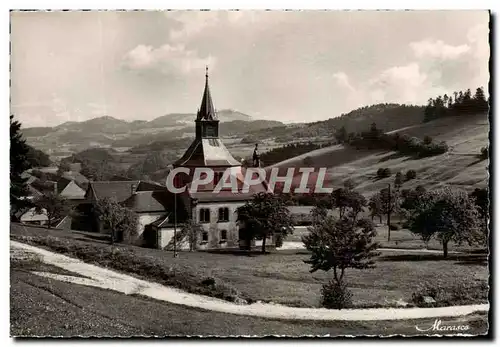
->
[{"left": 10, "top": 10, "right": 490, "bottom": 127}]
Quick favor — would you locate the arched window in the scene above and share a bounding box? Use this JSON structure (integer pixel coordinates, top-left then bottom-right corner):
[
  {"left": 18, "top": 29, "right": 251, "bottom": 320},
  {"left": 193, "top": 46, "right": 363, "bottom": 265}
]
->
[
  {"left": 199, "top": 208, "right": 210, "bottom": 223},
  {"left": 220, "top": 229, "right": 227, "bottom": 241},
  {"left": 218, "top": 207, "right": 229, "bottom": 222}
]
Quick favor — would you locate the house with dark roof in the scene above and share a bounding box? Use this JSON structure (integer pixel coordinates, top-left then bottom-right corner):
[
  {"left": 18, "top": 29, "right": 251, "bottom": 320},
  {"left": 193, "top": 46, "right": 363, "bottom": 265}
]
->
[{"left": 85, "top": 180, "right": 189, "bottom": 242}]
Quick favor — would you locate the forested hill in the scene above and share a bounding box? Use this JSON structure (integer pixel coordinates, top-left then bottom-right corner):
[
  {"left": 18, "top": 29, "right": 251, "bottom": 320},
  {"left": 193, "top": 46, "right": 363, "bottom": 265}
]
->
[{"left": 259, "top": 103, "right": 426, "bottom": 142}]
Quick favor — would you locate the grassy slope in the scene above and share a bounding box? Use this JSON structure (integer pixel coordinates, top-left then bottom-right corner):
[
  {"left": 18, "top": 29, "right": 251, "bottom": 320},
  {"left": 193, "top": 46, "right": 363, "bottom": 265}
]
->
[
  {"left": 11, "top": 224, "right": 488, "bottom": 309},
  {"left": 271, "top": 113, "right": 489, "bottom": 195}
]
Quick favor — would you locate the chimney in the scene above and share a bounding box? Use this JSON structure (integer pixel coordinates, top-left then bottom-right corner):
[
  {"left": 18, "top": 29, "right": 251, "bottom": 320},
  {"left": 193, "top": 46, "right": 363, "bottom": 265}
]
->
[
  {"left": 53, "top": 181, "right": 58, "bottom": 195},
  {"left": 131, "top": 183, "right": 137, "bottom": 195}
]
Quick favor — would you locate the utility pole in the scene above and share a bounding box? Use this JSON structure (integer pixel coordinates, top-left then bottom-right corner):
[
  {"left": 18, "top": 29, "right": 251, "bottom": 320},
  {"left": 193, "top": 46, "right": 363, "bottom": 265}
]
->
[
  {"left": 387, "top": 183, "right": 391, "bottom": 242},
  {"left": 173, "top": 192, "right": 178, "bottom": 258}
]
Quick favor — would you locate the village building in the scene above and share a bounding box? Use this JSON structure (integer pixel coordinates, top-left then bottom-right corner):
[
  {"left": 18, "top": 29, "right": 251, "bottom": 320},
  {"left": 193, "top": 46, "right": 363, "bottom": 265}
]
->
[
  {"left": 168, "top": 68, "right": 273, "bottom": 250},
  {"left": 83, "top": 70, "right": 275, "bottom": 251}
]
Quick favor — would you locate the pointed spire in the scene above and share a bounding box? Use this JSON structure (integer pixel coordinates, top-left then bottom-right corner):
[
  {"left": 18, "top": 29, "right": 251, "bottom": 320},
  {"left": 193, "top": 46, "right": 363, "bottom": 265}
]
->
[{"left": 197, "top": 66, "right": 217, "bottom": 121}]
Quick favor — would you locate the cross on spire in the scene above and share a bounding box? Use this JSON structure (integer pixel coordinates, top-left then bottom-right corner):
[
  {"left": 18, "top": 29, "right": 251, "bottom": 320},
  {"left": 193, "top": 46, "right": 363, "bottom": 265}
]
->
[{"left": 196, "top": 66, "right": 216, "bottom": 121}]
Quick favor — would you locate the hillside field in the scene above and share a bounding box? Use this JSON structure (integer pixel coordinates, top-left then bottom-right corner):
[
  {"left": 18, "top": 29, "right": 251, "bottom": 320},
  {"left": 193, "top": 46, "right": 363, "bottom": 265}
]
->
[{"left": 271, "top": 113, "right": 489, "bottom": 196}]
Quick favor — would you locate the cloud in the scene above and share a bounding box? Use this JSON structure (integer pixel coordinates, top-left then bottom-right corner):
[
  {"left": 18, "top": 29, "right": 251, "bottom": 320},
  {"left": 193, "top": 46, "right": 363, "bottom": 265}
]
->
[
  {"left": 167, "top": 11, "right": 221, "bottom": 42},
  {"left": 410, "top": 40, "right": 471, "bottom": 60},
  {"left": 122, "top": 43, "right": 215, "bottom": 75},
  {"left": 332, "top": 72, "right": 355, "bottom": 92}
]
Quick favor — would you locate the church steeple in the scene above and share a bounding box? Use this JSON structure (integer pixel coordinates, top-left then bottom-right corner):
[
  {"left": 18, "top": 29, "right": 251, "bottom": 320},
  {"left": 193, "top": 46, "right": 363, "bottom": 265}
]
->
[{"left": 197, "top": 66, "right": 217, "bottom": 121}]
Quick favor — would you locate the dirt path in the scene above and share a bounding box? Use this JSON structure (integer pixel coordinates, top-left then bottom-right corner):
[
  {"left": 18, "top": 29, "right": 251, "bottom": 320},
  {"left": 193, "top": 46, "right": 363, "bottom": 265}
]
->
[{"left": 11, "top": 241, "right": 488, "bottom": 322}]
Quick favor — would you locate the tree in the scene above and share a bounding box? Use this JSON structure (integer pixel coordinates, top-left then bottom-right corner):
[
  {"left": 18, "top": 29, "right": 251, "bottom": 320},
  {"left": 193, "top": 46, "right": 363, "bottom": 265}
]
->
[
  {"left": 335, "top": 126, "right": 348, "bottom": 143},
  {"left": 95, "top": 198, "right": 138, "bottom": 245},
  {"left": 394, "top": 171, "right": 404, "bottom": 189},
  {"left": 405, "top": 169, "right": 417, "bottom": 181},
  {"left": 470, "top": 188, "right": 489, "bottom": 244},
  {"left": 302, "top": 214, "right": 379, "bottom": 309},
  {"left": 237, "top": 193, "right": 294, "bottom": 253},
  {"left": 57, "top": 161, "right": 71, "bottom": 175},
  {"left": 377, "top": 185, "right": 401, "bottom": 241},
  {"left": 376, "top": 167, "right": 391, "bottom": 179},
  {"left": 368, "top": 194, "right": 383, "bottom": 224},
  {"left": 180, "top": 219, "right": 203, "bottom": 251},
  {"left": 10, "top": 115, "right": 32, "bottom": 216},
  {"left": 331, "top": 186, "right": 367, "bottom": 219},
  {"left": 408, "top": 187, "right": 481, "bottom": 258},
  {"left": 33, "top": 192, "right": 67, "bottom": 228}
]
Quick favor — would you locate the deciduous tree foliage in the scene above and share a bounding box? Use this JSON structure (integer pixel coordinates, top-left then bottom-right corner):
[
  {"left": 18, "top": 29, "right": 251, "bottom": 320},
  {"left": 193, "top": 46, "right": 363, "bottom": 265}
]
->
[
  {"left": 237, "top": 192, "right": 294, "bottom": 253},
  {"left": 304, "top": 186, "right": 379, "bottom": 308},
  {"left": 33, "top": 192, "right": 67, "bottom": 228},
  {"left": 408, "top": 187, "right": 481, "bottom": 258},
  {"left": 180, "top": 219, "right": 204, "bottom": 251},
  {"left": 95, "top": 198, "right": 138, "bottom": 245}
]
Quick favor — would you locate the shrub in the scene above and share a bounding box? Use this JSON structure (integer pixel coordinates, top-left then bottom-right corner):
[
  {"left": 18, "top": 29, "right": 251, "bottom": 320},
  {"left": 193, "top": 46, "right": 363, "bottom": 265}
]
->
[
  {"left": 377, "top": 167, "right": 391, "bottom": 179},
  {"left": 406, "top": 170, "right": 417, "bottom": 181},
  {"left": 389, "top": 224, "right": 400, "bottom": 231},
  {"left": 321, "top": 280, "right": 353, "bottom": 309},
  {"left": 201, "top": 277, "right": 216, "bottom": 286},
  {"left": 303, "top": 156, "right": 314, "bottom": 166},
  {"left": 411, "top": 280, "right": 488, "bottom": 307},
  {"left": 423, "top": 136, "right": 433, "bottom": 145},
  {"left": 480, "top": 146, "right": 489, "bottom": 160},
  {"left": 274, "top": 233, "right": 284, "bottom": 248}
]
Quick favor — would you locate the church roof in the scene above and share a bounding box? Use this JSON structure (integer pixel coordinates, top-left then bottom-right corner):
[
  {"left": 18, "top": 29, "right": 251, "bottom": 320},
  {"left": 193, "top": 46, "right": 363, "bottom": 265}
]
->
[
  {"left": 197, "top": 67, "right": 217, "bottom": 121},
  {"left": 174, "top": 138, "right": 241, "bottom": 167}
]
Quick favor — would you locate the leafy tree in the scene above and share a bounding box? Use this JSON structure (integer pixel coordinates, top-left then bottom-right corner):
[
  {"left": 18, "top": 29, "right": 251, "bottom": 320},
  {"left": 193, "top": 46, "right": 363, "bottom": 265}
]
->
[
  {"left": 400, "top": 186, "right": 426, "bottom": 212},
  {"left": 376, "top": 167, "right": 391, "bottom": 179},
  {"left": 302, "top": 213, "right": 379, "bottom": 309},
  {"left": 57, "top": 161, "right": 71, "bottom": 175},
  {"left": 26, "top": 146, "right": 51, "bottom": 167},
  {"left": 335, "top": 126, "right": 348, "bottom": 143},
  {"left": 405, "top": 169, "right": 417, "bottom": 181},
  {"left": 10, "top": 115, "right": 32, "bottom": 216},
  {"left": 331, "top": 185, "right": 367, "bottom": 219},
  {"left": 303, "top": 156, "right": 314, "bottom": 167},
  {"left": 470, "top": 188, "right": 489, "bottom": 244},
  {"left": 33, "top": 192, "right": 67, "bottom": 228},
  {"left": 368, "top": 194, "right": 383, "bottom": 224},
  {"left": 394, "top": 171, "right": 404, "bottom": 189},
  {"left": 237, "top": 192, "right": 294, "bottom": 253},
  {"left": 408, "top": 187, "right": 481, "bottom": 258},
  {"left": 180, "top": 219, "right": 203, "bottom": 251},
  {"left": 95, "top": 198, "right": 139, "bottom": 245},
  {"left": 375, "top": 185, "right": 401, "bottom": 241}
]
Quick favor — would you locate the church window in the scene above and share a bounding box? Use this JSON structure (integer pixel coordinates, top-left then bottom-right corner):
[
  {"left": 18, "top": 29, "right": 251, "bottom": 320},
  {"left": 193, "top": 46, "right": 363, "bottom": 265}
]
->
[
  {"left": 220, "top": 229, "right": 227, "bottom": 241},
  {"left": 199, "top": 208, "right": 210, "bottom": 223},
  {"left": 218, "top": 207, "right": 229, "bottom": 222}
]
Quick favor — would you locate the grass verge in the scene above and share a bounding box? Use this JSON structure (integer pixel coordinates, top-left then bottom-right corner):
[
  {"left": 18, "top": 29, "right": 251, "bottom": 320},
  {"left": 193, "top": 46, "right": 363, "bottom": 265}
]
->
[{"left": 12, "top": 234, "right": 248, "bottom": 305}]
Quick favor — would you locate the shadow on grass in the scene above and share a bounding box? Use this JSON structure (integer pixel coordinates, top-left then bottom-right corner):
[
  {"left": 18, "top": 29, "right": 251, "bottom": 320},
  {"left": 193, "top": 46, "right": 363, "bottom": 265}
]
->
[
  {"left": 203, "top": 249, "right": 271, "bottom": 257},
  {"left": 379, "top": 253, "right": 488, "bottom": 264},
  {"left": 467, "top": 158, "right": 486, "bottom": 167},
  {"left": 377, "top": 152, "right": 407, "bottom": 163}
]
